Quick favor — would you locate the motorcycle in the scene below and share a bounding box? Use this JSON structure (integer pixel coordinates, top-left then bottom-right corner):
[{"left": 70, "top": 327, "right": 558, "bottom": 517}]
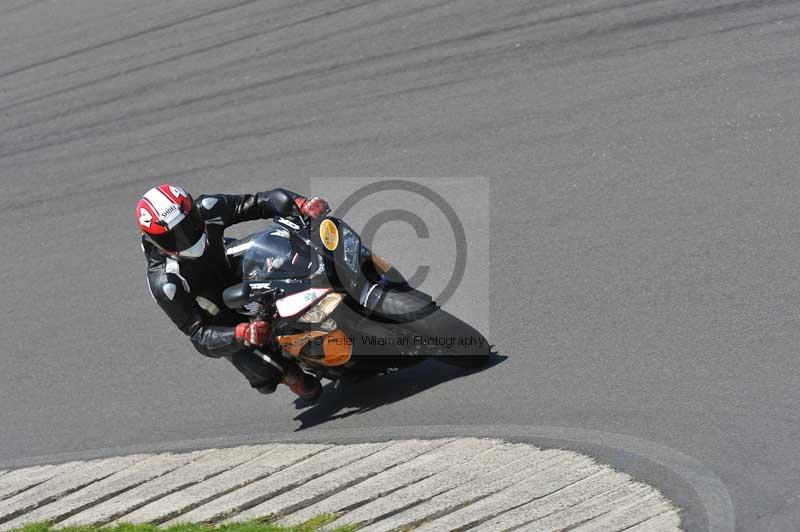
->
[{"left": 222, "top": 212, "right": 491, "bottom": 387}]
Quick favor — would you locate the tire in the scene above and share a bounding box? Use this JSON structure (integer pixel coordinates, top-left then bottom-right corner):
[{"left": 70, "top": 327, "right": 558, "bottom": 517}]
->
[
  {"left": 422, "top": 309, "right": 492, "bottom": 369},
  {"left": 378, "top": 289, "right": 491, "bottom": 369}
]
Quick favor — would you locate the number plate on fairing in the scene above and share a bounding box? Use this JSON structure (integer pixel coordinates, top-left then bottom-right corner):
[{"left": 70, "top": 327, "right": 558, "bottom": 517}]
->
[{"left": 275, "top": 287, "right": 331, "bottom": 317}]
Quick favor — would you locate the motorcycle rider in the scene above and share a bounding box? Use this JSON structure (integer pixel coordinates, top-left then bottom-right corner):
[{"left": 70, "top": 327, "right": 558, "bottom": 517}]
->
[{"left": 136, "top": 184, "right": 329, "bottom": 401}]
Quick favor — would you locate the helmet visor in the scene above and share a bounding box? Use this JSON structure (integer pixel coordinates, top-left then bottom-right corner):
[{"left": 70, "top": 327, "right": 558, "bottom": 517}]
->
[{"left": 149, "top": 205, "right": 206, "bottom": 254}]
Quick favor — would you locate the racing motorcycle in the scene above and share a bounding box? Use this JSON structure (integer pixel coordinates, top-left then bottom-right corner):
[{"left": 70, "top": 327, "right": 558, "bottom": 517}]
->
[{"left": 222, "top": 212, "right": 491, "bottom": 386}]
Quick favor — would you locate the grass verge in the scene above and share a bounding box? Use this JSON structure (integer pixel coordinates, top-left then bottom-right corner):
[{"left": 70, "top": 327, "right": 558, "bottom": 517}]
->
[{"left": 11, "top": 515, "right": 355, "bottom": 532}]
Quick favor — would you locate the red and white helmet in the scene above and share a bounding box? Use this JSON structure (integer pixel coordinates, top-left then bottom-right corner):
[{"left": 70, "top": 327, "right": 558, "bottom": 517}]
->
[{"left": 136, "top": 184, "right": 208, "bottom": 259}]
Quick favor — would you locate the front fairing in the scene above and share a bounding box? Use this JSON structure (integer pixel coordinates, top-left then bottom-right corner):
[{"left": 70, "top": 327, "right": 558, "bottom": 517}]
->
[
  {"left": 239, "top": 221, "right": 323, "bottom": 281},
  {"left": 306, "top": 216, "right": 397, "bottom": 312},
  {"left": 224, "top": 217, "right": 387, "bottom": 315}
]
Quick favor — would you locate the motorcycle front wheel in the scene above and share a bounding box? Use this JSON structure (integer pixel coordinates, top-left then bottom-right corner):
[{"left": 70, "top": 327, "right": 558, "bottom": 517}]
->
[{"left": 377, "top": 288, "right": 491, "bottom": 369}]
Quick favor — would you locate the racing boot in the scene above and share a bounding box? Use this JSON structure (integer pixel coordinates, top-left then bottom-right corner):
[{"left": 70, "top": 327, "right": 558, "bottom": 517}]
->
[{"left": 282, "top": 361, "right": 322, "bottom": 401}]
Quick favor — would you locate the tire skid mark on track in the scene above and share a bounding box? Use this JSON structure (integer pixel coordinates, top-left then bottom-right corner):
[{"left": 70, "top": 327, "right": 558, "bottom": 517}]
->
[
  {"left": 0, "top": 0, "right": 444, "bottom": 137},
  {"left": 595, "top": 0, "right": 800, "bottom": 37},
  {"left": 1, "top": 0, "right": 795, "bottom": 163},
  {"left": 0, "top": 0, "right": 49, "bottom": 17},
  {"left": 0, "top": 0, "right": 264, "bottom": 80},
  {"left": 0, "top": 0, "right": 382, "bottom": 115},
  {"left": 0, "top": 0, "right": 468, "bottom": 153}
]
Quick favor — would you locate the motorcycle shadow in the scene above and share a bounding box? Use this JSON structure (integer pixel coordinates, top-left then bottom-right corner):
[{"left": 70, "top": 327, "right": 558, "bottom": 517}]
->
[{"left": 291, "top": 353, "right": 507, "bottom": 431}]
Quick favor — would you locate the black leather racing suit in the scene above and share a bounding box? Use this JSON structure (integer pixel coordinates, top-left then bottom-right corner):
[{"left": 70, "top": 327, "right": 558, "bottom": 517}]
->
[{"left": 143, "top": 188, "right": 302, "bottom": 393}]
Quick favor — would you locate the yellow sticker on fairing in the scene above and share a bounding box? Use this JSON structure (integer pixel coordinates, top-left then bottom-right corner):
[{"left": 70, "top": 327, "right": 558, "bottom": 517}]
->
[{"left": 319, "top": 219, "right": 339, "bottom": 251}]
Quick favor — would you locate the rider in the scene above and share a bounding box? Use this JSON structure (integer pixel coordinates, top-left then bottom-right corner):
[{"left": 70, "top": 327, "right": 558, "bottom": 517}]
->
[{"left": 136, "top": 184, "right": 329, "bottom": 401}]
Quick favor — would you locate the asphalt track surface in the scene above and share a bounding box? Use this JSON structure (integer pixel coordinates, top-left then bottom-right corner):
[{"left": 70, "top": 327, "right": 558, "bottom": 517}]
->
[{"left": 0, "top": 1, "right": 798, "bottom": 530}]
